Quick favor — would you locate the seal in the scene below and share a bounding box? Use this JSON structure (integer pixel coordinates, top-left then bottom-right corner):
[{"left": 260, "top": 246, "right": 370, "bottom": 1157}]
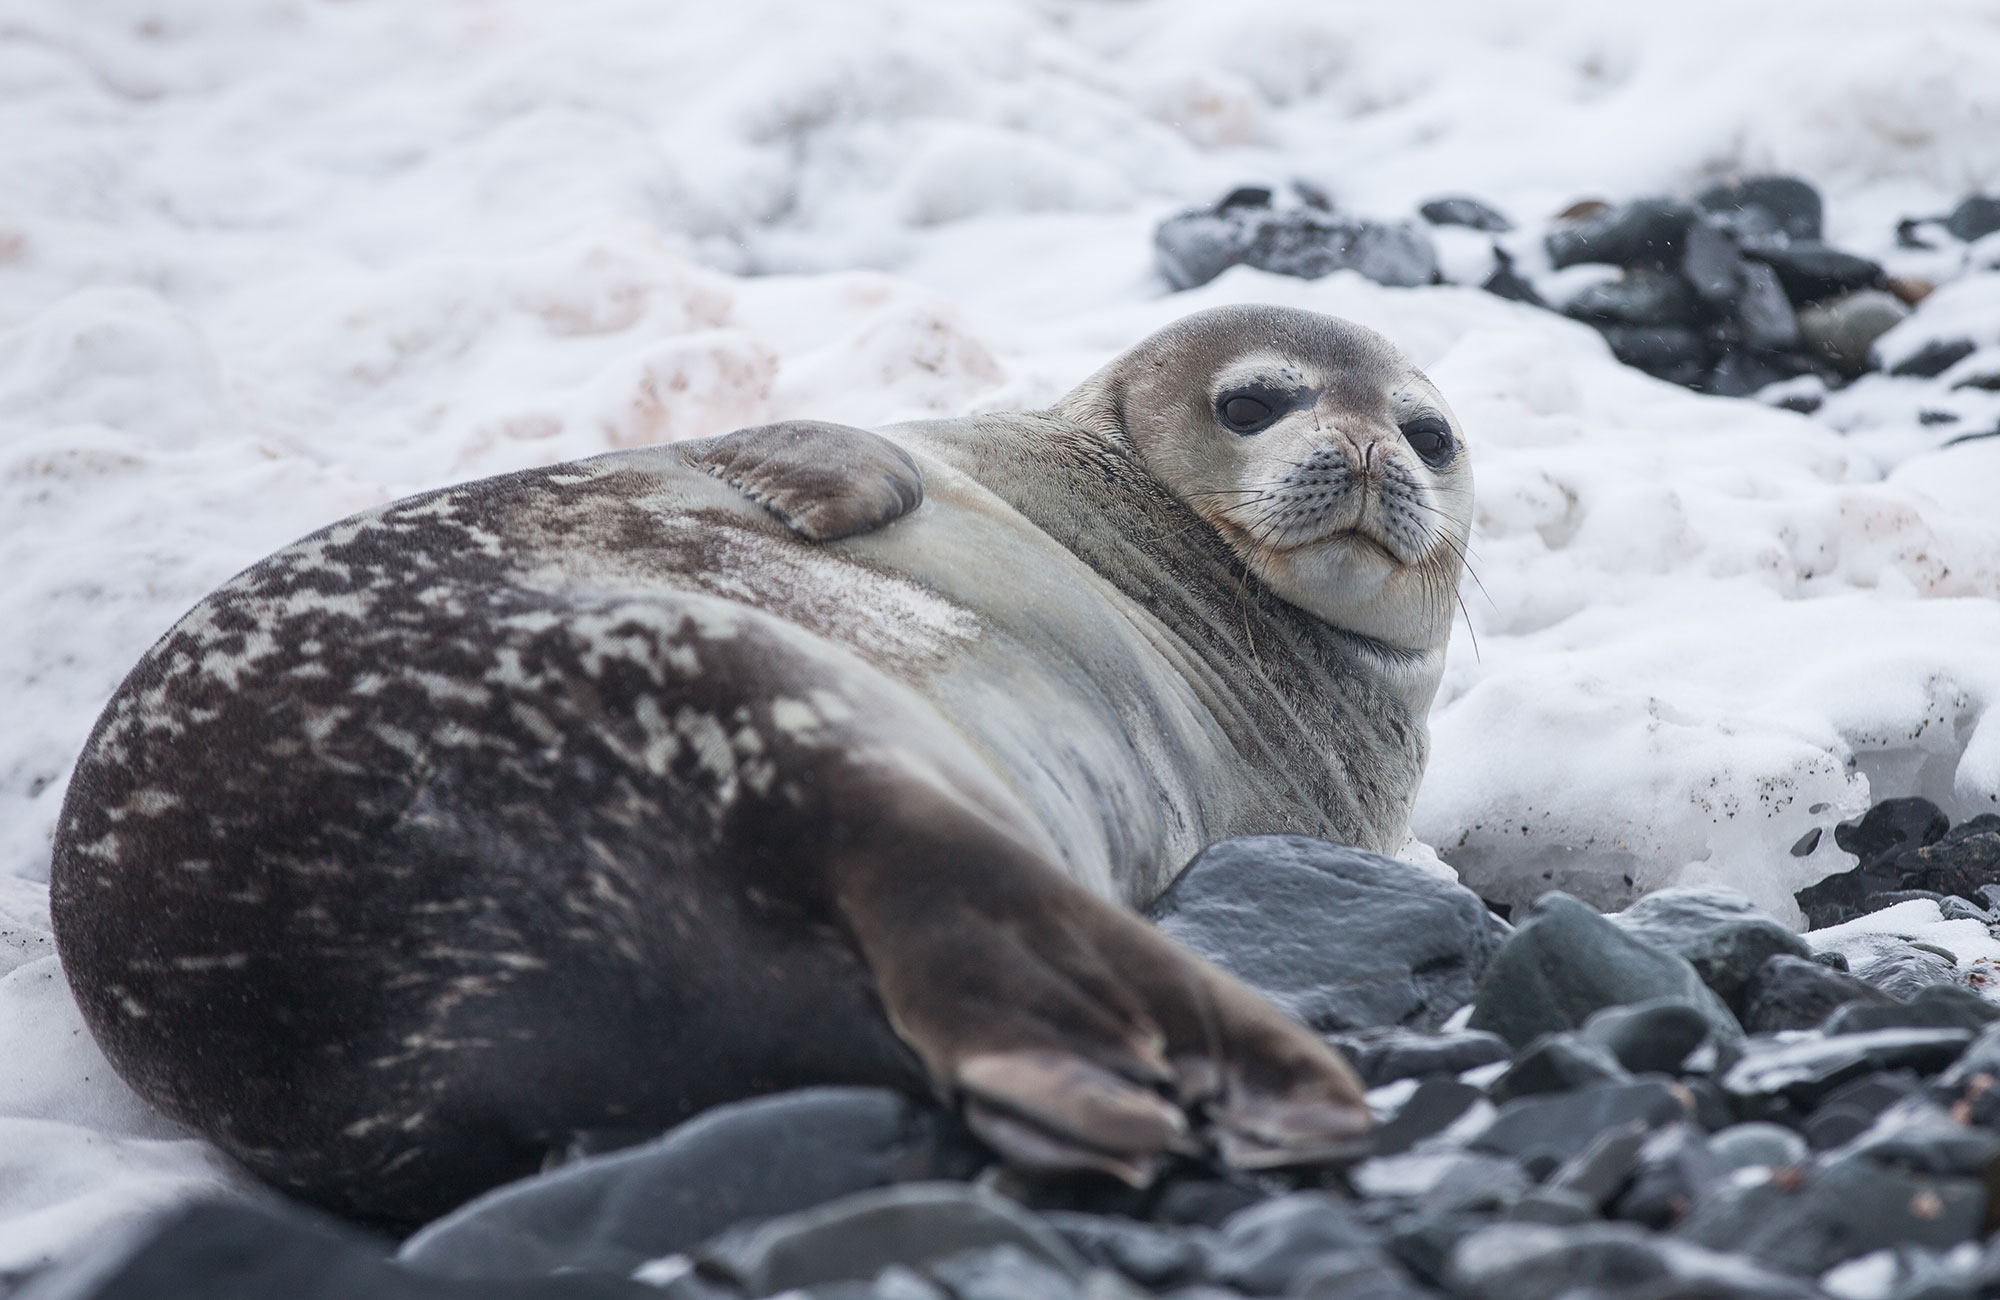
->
[{"left": 50, "top": 305, "right": 1472, "bottom": 1227}]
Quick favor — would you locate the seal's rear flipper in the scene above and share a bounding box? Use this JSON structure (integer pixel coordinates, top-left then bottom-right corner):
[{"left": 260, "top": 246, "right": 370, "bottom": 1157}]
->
[{"left": 682, "top": 420, "right": 924, "bottom": 542}]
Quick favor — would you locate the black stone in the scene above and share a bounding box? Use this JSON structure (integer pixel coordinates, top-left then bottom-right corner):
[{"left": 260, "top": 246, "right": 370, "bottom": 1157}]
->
[
  {"left": 1676, "top": 1152, "right": 1985, "bottom": 1276},
  {"left": 1207, "top": 1194, "right": 1379, "bottom": 1296},
  {"left": 1487, "top": 1035, "right": 1630, "bottom": 1104},
  {"left": 1218, "top": 186, "right": 1274, "bottom": 212},
  {"left": 1546, "top": 1119, "right": 1650, "bottom": 1206},
  {"left": 695, "top": 1184, "right": 1085, "bottom": 1298},
  {"left": 926, "top": 1244, "right": 1084, "bottom": 1300},
  {"left": 1746, "top": 242, "right": 1884, "bottom": 305},
  {"left": 1891, "top": 338, "right": 1978, "bottom": 378},
  {"left": 1580, "top": 999, "right": 1714, "bottom": 1074},
  {"left": 1594, "top": 324, "right": 1713, "bottom": 386},
  {"left": 24, "top": 1199, "right": 655, "bottom": 1300},
  {"left": 1611, "top": 886, "right": 1813, "bottom": 1014},
  {"left": 1706, "top": 1122, "right": 1807, "bottom": 1173},
  {"left": 398, "top": 1088, "right": 981, "bottom": 1281},
  {"left": 1678, "top": 216, "right": 1744, "bottom": 307},
  {"left": 1823, "top": 983, "right": 2000, "bottom": 1035},
  {"left": 1325, "top": 1028, "right": 1511, "bottom": 1088},
  {"left": 1952, "top": 369, "right": 2000, "bottom": 391},
  {"left": 1419, "top": 196, "right": 1512, "bottom": 232},
  {"left": 1151, "top": 837, "right": 1506, "bottom": 1033},
  {"left": 1565, "top": 269, "right": 1703, "bottom": 327},
  {"left": 1837, "top": 933, "right": 1965, "bottom": 1001},
  {"left": 1702, "top": 349, "right": 1801, "bottom": 398},
  {"left": 1720, "top": 1027, "right": 1974, "bottom": 1107},
  {"left": 1919, "top": 409, "right": 1962, "bottom": 425},
  {"left": 1611, "top": 1123, "right": 1723, "bottom": 1230},
  {"left": 1041, "top": 1213, "right": 1209, "bottom": 1290},
  {"left": 1148, "top": 1177, "right": 1270, "bottom": 1229},
  {"left": 1447, "top": 1222, "right": 1819, "bottom": 1300},
  {"left": 1893, "top": 827, "right": 2000, "bottom": 905},
  {"left": 1480, "top": 249, "right": 1545, "bottom": 307},
  {"left": 1945, "top": 195, "right": 2000, "bottom": 243},
  {"left": 1469, "top": 1082, "right": 1691, "bottom": 1180},
  {"left": 1546, "top": 198, "right": 1695, "bottom": 270},
  {"left": 1370, "top": 1080, "right": 1488, "bottom": 1158},
  {"left": 1740, "top": 955, "right": 1896, "bottom": 1034},
  {"left": 1466, "top": 893, "right": 1739, "bottom": 1051},
  {"left": 1801, "top": 1073, "right": 1926, "bottom": 1150},
  {"left": 1287, "top": 1247, "right": 1431, "bottom": 1299},
  {"left": 1736, "top": 261, "right": 1802, "bottom": 352},
  {"left": 1154, "top": 210, "right": 1254, "bottom": 291},
  {"left": 1696, "top": 176, "right": 1824, "bottom": 243},
  {"left": 1795, "top": 797, "right": 1951, "bottom": 926}
]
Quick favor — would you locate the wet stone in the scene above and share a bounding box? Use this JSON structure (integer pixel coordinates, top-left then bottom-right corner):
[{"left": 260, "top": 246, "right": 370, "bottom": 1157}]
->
[
  {"left": 1836, "top": 933, "right": 1965, "bottom": 1001},
  {"left": 1736, "top": 260, "right": 1803, "bottom": 352},
  {"left": 1480, "top": 250, "right": 1545, "bottom": 306},
  {"left": 1720, "top": 1028, "right": 1974, "bottom": 1108},
  {"left": 1890, "top": 337, "right": 1978, "bottom": 378},
  {"left": 1802, "top": 1074, "right": 1925, "bottom": 1150},
  {"left": 1467, "top": 892, "right": 1740, "bottom": 1051},
  {"left": 1565, "top": 269, "right": 1702, "bottom": 327},
  {"left": 1370, "top": 1078, "right": 1490, "bottom": 1157},
  {"left": 1207, "top": 1194, "right": 1379, "bottom": 1296},
  {"left": 925, "top": 1244, "right": 1083, "bottom": 1300},
  {"left": 1748, "top": 242, "right": 1884, "bottom": 305},
  {"left": 1707, "top": 1122, "right": 1809, "bottom": 1173},
  {"left": 1697, "top": 175, "right": 1825, "bottom": 243},
  {"left": 1448, "top": 1222, "right": 1819, "bottom": 1300},
  {"left": 1612, "top": 886, "right": 1813, "bottom": 1011},
  {"left": 1611, "top": 1123, "right": 1723, "bottom": 1230},
  {"left": 1703, "top": 348, "right": 1802, "bottom": 398},
  {"left": 398, "top": 1088, "right": 980, "bottom": 1281},
  {"left": 1351, "top": 1152, "right": 1527, "bottom": 1208},
  {"left": 1799, "top": 289, "right": 1910, "bottom": 374},
  {"left": 1547, "top": 1119, "right": 1650, "bottom": 1207},
  {"left": 1595, "top": 323, "right": 1712, "bottom": 385},
  {"left": 1824, "top": 983, "right": 2000, "bottom": 1035},
  {"left": 1151, "top": 837, "right": 1506, "bottom": 1033},
  {"left": 1289, "top": 1247, "right": 1431, "bottom": 1299},
  {"left": 1419, "top": 195, "right": 1512, "bottom": 232},
  {"left": 1469, "top": 1082, "right": 1691, "bottom": 1181},
  {"left": 17, "top": 1199, "right": 658, "bottom": 1300},
  {"left": 1580, "top": 998, "right": 1715, "bottom": 1074},
  {"left": 1546, "top": 197, "right": 1695, "bottom": 270},
  {"left": 1678, "top": 215, "right": 1745, "bottom": 306},
  {"left": 695, "top": 1183, "right": 1084, "bottom": 1298},
  {"left": 1740, "top": 954, "right": 1894, "bottom": 1034},
  {"left": 1041, "top": 1213, "right": 1210, "bottom": 1291},
  {"left": 1946, "top": 195, "right": 2000, "bottom": 243},
  {"left": 1325, "top": 1027, "right": 1510, "bottom": 1088},
  {"left": 1894, "top": 823, "right": 2000, "bottom": 904},
  {"left": 1487, "top": 1034, "right": 1631, "bottom": 1104}
]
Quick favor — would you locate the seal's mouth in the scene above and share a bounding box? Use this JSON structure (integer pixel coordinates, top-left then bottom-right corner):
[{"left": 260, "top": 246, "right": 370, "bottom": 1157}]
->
[{"left": 1285, "top": 527, "right": 1406, "bottom": 566}]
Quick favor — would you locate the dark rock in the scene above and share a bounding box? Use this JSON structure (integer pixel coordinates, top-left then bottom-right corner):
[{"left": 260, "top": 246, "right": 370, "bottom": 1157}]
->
[
  {"left": 1546, "top": 198, "right": 1695, "bottom": 270},
  {"left": 1502, "top": 1188, "right": 1597, "bottom": 1226},
  {"left": 926, "top": 1244, "right": 1083, "bottom": 1300},
  {"left": 18, "top": 1199, "right": 655, "bottom": 1300},
  {"left": 1792, "top": 828, "right": 1823, "bottom": 857},
  {"left": 1611, "top": 1123, "right": 1724, "bottom": 1229},
  {"left": 1824, "top": 984, "right": 2000, "bottom": 1035},
  {"left": 1488, "top": 1035, "right": 1630, "bottom": 1104},
  {"left": 1419, "top": 196, "right": 1512, "bottom": 232},
  {"left": 1218, "top": 186, "right": 1274, "bottom": 212},
  {"left": 695, "top": 1184, "right": 1085, "bottom": 1297},
  {"left": 1946, "top": 195, "right": 2000, "bottom": 243},
  {"left": 1370, "top": 1079, "right": 1489, "bottom": 1158},
  {"left": 1894, "top": 825, "right": 2000, "bottom": 905},
  {"left": 1149, "top": 1177, "right": 1269, "bottom": 1229},
  {"left": 1469, "top": 1082, "right": 1691, "bottom": 1180},
  {"left": 1802, "top": 1073, "right": 1925, "bottom": 1150},
  {"left": 1480, "top": 249, "right": 1545, "bottom": 307},
  {"left": 1796, "top": 797, "right": 1952, "bottom": 926},
  {"left": 1325, "top": 1027, "right": 1511, "bottom": 1088},
  {"left": 1920, "top": 409, "right": 1962, "bottom": 425},
  {"left": 1338, "top": 222, "right": 1442, "bottom": 288},
  {"left": 1747, "top": 242, "right": 1884, "bottom": 305},
  {"left": 1838, "top": 934, "right": 1965, "bottom": 1001},
  {"left": 1154, "top": 209, "right": 1254, "bottom": 291},
  {"left": 1838, "top": 1096, "right": 2000, "bottom": 1177},
  {"left": 1289, "top": 1247, "right": 1431, "bottom": 1299},
  {"left": 1678, "top": 216, "right": 1745, "bottom": 307},
  {"left": 1611, "top": 886, "right": 1813, "bottom": 1014},
  {"left": 1696, "top": 176, "right": 1824, "bottom": 243},
  {"left": 399, "top": 1088, "right": 979, "bottom": 1281},
  {"left": 1351, "top": 1151, "right": 1527, "bottom": 1210},
  {"left": 1720, "top": 1027, "right": 1974, "bottom": 1107},
  {"left": 1705, "top": 1122, "right": 1808, "bottom": 1173},
  {"left": 1580, "top": 999, "right": 1715, "bottom": 1074},
  {"left": 1565, "top": 269, "right": 1703, "bottom": 327},
  {"left": 1891, "top": 338, "right": 1978, "bottom": 378},
  {"left": 1208, "top": 1194, "right": 1378, "bottom": 1296},
  {"left": 1676, "top": 1152, "right": 1985, "bottom": 1276},
  {"left": 1041, "top": 1213, "right": 1209, "bottom": 1290},
  {"left": 1736, "top": 261, "right": 1802, "bottom": 352},
  {"left": 1595, "top": 324, "right": 1712, "bottom": 386},
  {"left": 1702, "top": 349, "right": 1802, "bottom": 398},
  {"left": 1447, "top": 1222, "right": 1819, "bottom": 1300},
  {"left": 1740, "top": 954, "right": 1891, "bottom": 1035},
  {"left": 1157, "top": 207, "right": 1442, "bottom": 289},
  {"left": 1151, "top": 837, "right": 1506, "bottom": 1033},
  {"left": 1466, "top": 893, "right": 1740, "bottom": 1050},
  {"left": 1546, "top": 1119, "right": 1650, "bottom": 1207},
  {"left": 1938, "top": 1018, "right": 2000, "bottom": 1089},
  {"left": 1801, "top": 290, "right": 1911, "bottom": 375},
  {"left": 1953, "top": 369, "right": 2000, "bottom": 391}
]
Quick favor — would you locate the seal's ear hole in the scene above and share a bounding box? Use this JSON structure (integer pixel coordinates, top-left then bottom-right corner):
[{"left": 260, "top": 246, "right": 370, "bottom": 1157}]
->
[
  {"left": 1401, "top": 415, "right": 1455, "bottom": 466},
  {"left": 1216, "top": 390, "right": 1281, "bottom": 435}
]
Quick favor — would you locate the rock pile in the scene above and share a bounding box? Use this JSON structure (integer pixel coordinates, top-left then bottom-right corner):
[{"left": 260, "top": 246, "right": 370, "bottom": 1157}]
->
[
  {"left": 1154, "top": 178, "right": 2000, "bottom": 442},
  {"left": 27, "top": 821, "right": 2000, "bottom": 1300}
]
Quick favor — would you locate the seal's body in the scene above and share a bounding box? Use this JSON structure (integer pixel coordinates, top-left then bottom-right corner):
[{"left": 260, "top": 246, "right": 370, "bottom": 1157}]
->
[{"left": 51, "top": 307, "right": 1471, "bottom": 1225}]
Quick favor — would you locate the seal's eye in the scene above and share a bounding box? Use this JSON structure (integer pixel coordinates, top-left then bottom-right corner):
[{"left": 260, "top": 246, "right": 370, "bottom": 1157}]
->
[
  {"left": 1402, "top": 415, "right": 1454, "bottom": 466},
  {"left": 1218, "top": 392, "right": 1278, "bottom": 434}
]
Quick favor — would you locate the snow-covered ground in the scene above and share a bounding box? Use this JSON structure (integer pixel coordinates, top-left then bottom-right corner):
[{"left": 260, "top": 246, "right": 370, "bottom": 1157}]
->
[{"left": 3, "top": 0, "right": 1999, "bottom": 1278}]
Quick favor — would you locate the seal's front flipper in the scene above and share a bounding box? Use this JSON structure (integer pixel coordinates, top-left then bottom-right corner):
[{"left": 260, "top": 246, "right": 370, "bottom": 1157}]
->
[{"left": 682, "top": 420, "right": 924, "bottom": 542}]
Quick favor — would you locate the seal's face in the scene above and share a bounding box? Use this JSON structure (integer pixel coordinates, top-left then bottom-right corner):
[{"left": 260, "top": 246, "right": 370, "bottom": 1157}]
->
[{"left": 1062, "top": 305, "right": 1472, "bottom": 655}]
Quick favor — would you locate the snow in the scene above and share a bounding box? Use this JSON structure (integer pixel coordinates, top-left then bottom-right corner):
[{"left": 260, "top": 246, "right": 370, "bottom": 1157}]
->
[{"left": 2, "top": 0, "right": 1999, "bottom": 1275}]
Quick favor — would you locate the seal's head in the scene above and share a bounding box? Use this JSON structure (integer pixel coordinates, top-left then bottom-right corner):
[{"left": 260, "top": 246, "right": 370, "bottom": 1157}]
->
[{"left": 1058, "top": 304, "right": 1472, "bottom": 657}]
